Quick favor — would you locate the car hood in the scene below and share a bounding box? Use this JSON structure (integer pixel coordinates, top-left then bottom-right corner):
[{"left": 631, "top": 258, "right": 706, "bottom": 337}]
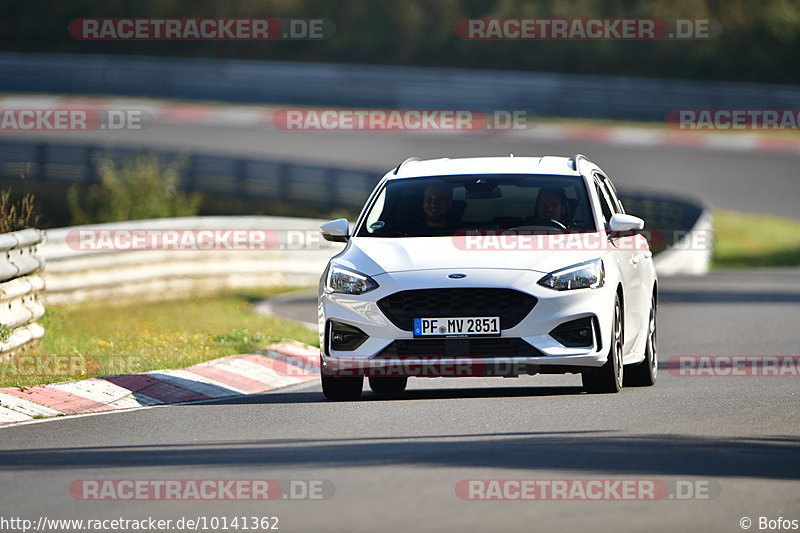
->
[{"left": 334, "top": 236, "right": 607, "bottom": 276}]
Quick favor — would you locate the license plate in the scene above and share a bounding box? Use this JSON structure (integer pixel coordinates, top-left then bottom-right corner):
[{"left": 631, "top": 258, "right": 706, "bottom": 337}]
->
[{"left": 413, "top": 317, "right": 501, "bottom": 337}]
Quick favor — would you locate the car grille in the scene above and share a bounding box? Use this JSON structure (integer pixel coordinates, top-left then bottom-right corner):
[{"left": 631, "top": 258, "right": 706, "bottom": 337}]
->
[
  {"left": 376, "top": 338, "right": 543, "bottom": 358},
  {"left": 377, "top": 288, "right": 536, "bottom": 331}
]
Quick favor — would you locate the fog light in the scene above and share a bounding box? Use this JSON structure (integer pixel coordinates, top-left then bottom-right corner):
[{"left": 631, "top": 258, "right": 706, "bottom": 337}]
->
[
  {"left": 328, "top": 321, "right": 368, "bottom": 351},
  {"left": 549, "top": 317, "right": 597, "bottom": 348}
]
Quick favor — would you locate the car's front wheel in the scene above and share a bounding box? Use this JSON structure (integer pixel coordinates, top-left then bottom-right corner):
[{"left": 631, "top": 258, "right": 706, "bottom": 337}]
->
[
  {"left": 368, "top": 376, "right": 408, "bottom": 395},
  {"left": 321, "top": 363, "right": 364, "bottom": 400},
  {"left": 582, "top": 294, "right": 623, "bottom": 394}
]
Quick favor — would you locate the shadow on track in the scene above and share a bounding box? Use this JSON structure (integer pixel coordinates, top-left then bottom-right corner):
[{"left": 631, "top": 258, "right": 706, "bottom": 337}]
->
[
  {"left": 200, "top": 385, "right": 587, "bottom": 405},
  {"left": 2, "top": 429, "right": 799, "bottom": 480}
]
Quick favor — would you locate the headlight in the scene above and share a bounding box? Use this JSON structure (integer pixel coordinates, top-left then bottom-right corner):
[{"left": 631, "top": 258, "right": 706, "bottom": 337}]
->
[
  {"left": 538, "top": 259, "right": 605, "bottom": 291},
  {"left": 325, "top": 265, "right": 379, "bottom": 295}
]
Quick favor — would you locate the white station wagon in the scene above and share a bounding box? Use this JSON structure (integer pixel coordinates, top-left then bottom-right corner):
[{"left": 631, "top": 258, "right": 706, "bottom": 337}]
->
[{"left": 318, "top": 155, "right": 657, "bottom": 399}]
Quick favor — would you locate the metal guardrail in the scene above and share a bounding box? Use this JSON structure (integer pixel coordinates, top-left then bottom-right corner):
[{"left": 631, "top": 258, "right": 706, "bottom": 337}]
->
[
  {"left": 1, "top": 53, "right": 800, "bottom": 121},
  {"left": 0, "top": 229, "right": 45, "bottom": 354},
  {"left": 0, "top": 140, "right": 377, "bottom": 211},
  {"left": 42, "top": 217, "right": 344, "bottom": 305}
]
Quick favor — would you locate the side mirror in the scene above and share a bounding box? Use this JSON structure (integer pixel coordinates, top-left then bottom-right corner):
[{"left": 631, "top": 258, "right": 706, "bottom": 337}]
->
[
  {"left": 320, "top": 218, "right": 350, "bottom": 242},
  {"left": 608, "top": 213, "right": 645, "bottom": 232}
]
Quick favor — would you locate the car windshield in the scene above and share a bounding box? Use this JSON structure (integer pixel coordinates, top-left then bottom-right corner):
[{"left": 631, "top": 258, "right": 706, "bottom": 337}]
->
[{"left": 357, "top": 174, "right": 596, "bottom": 237}]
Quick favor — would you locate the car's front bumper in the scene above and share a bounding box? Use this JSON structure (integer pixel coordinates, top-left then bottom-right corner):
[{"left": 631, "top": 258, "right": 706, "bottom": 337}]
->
[{"left": 319, "top": 267, "right": 615, "bottom": 377}]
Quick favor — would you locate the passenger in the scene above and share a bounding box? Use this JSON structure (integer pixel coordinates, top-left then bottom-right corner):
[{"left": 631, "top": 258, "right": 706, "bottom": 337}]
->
[{"left": 534, "top": 187, "right": 569, "bottom": 225}]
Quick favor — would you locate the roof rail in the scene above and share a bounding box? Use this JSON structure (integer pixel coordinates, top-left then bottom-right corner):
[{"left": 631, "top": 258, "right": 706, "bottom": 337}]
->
[
  {"left": 393, "top": 157, "right": 420, "bottom": 175},
  {"left": 567, "top": 153, "right": 589, "bottom": 171}
]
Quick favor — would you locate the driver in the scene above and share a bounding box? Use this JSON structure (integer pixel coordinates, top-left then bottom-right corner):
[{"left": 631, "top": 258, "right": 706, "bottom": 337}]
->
[{"left": 534, "top": 187, "right": 569, "bottom": 226}]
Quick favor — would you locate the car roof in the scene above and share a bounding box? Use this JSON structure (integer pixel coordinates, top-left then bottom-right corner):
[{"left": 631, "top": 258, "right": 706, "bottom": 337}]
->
[{"left": 387, "top": 156, "right": 592, "bottom": 180}]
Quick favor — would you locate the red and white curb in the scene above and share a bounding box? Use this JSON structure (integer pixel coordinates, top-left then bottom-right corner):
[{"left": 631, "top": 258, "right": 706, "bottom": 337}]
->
[
  {"left": 0, "top": 341, "right": 320, "bottom": 427},
  {"left": 2, "top": 95, "right": 799, "bottom": 154}
]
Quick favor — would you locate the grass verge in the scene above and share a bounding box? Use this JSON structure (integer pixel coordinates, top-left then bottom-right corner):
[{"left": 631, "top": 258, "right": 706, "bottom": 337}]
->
[
  {"left": 713, "top": 209, "right": 800, "bottom": 268},
  {"left": 0, "top": 286, "right": 318, "bottom": 389}
]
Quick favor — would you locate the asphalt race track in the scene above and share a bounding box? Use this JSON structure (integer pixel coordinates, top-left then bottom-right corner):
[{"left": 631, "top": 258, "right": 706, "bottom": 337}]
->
[
  {"left": 1, "top": 119, "right": 799, "bottom": 532},
  {"left": 0, "top": 270, "right": 799, "bottom": 532}
]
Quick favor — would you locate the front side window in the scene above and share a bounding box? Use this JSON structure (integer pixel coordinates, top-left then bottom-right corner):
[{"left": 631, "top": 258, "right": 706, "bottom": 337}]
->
[
  {"left": 356, "top": 174, "right": 596, "bottom": 237},
  {"left": 596, "top": 173, "right": 624, "bottom": 214},
  {"left": 594, "top": 181, "right": 615, "bottom": 225}
]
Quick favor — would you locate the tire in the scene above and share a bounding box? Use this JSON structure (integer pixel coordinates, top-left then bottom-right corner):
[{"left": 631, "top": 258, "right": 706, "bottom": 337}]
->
[
  {"left": 624, "top": 293, "right": 657, "bottom": 387},
  {"left": 321, "top": 374, "right": 363, "bottom": 400},
  {"left": 583, "top": 294, "right": 623, "bottom": 394},
  {"left": 368, "top": 376, "right": 408, "bottom": 394}
]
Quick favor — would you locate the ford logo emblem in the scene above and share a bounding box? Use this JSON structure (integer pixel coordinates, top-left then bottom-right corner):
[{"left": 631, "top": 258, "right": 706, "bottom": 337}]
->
[{"left": 448, "top": 273, "right": 467, "bottom": 279}]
